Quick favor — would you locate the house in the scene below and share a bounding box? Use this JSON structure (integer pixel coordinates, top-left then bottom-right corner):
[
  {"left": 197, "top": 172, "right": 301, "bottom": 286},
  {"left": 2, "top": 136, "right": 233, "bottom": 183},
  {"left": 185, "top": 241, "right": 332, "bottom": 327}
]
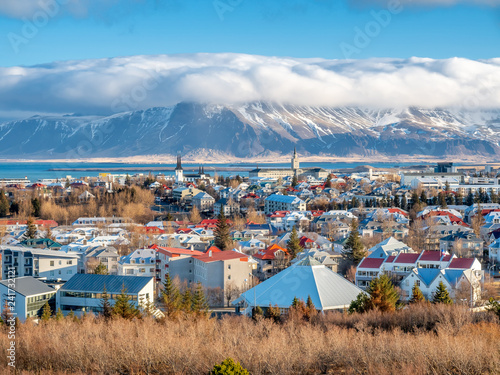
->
[
  {"left": 193, "top": 250, "right": 255, "bottom": 293},
  {"left": 264, "top": 194, "right": 306, "bottom": 215},
  {"left": 439, "top": 232, "right": 484, "bottom": 258},
  {"left": 488, "top": 238, "right": 500, "bottom": 263},
  {"left": 400, "top": 268, "right": 482, "bottom": 304},
  {"left": 56, "top": 274, "right": 155, "bottom": 316},
  {"left": 233, "top": 257, "right": 363, "bottom": 316},
  {"left": 253, "top": 244, "right": 288, "bottom": 278},
  {"left": 366, "top": 237, "right": 414, "bottom": 258},
  {"left": 84, "top": 246, "right": 120, "bottom": 275},
  {"left": 118, "top": 248, "right": 157, "bottom": 277},
  {"left": 20, "top": 238, "right": 63, "bottom": 250},
  {"left": 1, "top": 246, "right": 79, "bottom": 281},
  {"left": 0, "top": 277, "right": 57, "bottom": 322},
  {"left": 191, "top": 192, "right": 215, "bottom": 212},
  {"left": 214, "top": 198, "right": 240, "bottom": 217}
]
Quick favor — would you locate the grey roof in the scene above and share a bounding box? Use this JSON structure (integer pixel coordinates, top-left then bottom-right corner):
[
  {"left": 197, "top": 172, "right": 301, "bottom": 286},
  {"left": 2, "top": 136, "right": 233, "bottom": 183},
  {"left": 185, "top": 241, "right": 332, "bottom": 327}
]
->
[
  {"left": 60, "top": 274, "right": 153, "bottom": 294},
  {"left": 234, "top": 261, "right": 363, "bottom": 310},
  {"left": 0, "top": 277, "right": 55, "bottom": 297},
  {"left": 266, "top": 194, "right": 304, "bottom": 204}
]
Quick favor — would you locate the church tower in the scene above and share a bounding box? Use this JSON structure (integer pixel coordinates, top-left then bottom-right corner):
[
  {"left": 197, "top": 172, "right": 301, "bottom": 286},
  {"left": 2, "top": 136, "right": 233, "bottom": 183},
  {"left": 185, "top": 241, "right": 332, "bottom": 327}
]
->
[
  {"left": 291, "top": 147, "right": 300, "bottom": 172},
  {"left": 175, "top": 154, "right": 184, "bottom": 183}
]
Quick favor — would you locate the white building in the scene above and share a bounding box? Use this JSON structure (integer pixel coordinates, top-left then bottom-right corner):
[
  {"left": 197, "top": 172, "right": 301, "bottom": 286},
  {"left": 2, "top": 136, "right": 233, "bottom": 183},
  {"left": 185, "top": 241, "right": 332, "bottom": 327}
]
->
[
  {"left": 0, "top": 277, "right": 57, "bottom": 322},
  {"left": 192, "top": 192, "right": 215, "bottom": 212},
  {"left": 1, "top": 246, "right": 79, "bottom": 281},
  {"left": 118, "top": 248, "right": 157, "bottom": 277}
]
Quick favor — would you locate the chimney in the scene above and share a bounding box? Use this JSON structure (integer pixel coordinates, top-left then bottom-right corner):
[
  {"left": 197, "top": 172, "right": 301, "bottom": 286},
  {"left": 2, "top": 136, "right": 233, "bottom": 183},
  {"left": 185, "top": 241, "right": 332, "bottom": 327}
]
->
[{"left": 209, "top": 250, "right": 212, "bottom": 257}]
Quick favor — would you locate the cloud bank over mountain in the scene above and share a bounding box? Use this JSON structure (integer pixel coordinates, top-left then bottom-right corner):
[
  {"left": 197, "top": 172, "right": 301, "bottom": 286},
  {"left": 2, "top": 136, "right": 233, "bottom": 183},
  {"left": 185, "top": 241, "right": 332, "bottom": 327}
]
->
[{"left": 0, "top": 54, "right": 499, "bottom": 117}]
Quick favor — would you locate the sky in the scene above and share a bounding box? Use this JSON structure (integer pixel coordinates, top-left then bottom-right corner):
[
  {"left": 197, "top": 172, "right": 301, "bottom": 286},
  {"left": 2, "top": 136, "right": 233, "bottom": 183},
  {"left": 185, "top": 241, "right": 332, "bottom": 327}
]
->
[{"left": 0, "top": 0, "right": 498, "bottom": 118}]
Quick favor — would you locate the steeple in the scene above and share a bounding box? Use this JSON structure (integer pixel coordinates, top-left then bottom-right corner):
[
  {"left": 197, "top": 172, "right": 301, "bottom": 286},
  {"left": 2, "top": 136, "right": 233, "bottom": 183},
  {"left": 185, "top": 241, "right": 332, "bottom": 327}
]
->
[
  {"left": 202, "top": 165, "right": 205, "bottom": 174},
  {"left": 291, "top": 147, "right": 300, "bottom": 172},
  {"left": 175, "top": 154, "right": 183, "bottom": 171}
]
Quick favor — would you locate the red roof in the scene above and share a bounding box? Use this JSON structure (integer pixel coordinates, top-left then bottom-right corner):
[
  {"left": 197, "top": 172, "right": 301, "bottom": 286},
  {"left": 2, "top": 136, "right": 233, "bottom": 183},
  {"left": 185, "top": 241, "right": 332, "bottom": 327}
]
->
[
  {"left": 195, "top": 251, "right": 248, "bottom": 263},
  {"left": 394, "top": 253, "right": 420, "bottom": 264},
  {"left": 155, "top": 246, "right": 203, "bottom": 257},
  {"left": 358, "top": 258, "right": 384, "bottom": 269},
  {"left": 0, "top": 219, "right": 57, "bottom": 227},
  {"left": 299, "top": 236, "right": 314, "bottom": 247},
  {"left": 387, "top": 208, "right": 409, "bottom": 216},
  {"left": 448, "top": 258, "right": 475, "bottom": 269},
  {"left": 419, "top": 251, "right": 444, "bottom": 262},
  {"left": 253, "top": 244, "right": 287, "bottom": 260},
  {"left": 384, "top": 255, "right": 396, "bottom": 263},
  {"left": 442, "top": 254, "right": 452, "bottom": 262},
  {"left": 206, "top": 245, "right": 222, "bottom": 253}
]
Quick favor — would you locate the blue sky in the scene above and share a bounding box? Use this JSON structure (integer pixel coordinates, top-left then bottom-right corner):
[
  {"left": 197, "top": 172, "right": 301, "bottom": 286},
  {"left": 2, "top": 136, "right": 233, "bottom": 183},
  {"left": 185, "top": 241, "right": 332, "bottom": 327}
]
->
[{"left": 0, "top": 0, "right": 498, "bottom": 67}]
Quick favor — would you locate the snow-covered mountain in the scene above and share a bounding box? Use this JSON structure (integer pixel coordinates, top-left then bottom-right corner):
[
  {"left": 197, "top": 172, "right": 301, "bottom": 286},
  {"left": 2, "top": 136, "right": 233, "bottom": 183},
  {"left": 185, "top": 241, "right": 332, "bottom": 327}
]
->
[{"left": 1, "top": 102, "right": 499, "bottom": 159}]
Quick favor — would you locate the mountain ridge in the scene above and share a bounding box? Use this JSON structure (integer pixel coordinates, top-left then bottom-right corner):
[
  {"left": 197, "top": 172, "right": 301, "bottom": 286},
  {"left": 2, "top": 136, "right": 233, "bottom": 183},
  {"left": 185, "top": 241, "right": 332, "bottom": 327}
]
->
[{"left": 1, "top": 102, "right": 499, "bottom": 160}]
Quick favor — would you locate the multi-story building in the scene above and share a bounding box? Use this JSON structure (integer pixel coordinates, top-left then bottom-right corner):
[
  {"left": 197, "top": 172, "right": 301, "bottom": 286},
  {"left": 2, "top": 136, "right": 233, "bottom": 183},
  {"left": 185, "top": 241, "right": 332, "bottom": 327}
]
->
[
  {"left": 1, "top": 246, "right": 79, "bottom": 281},
  {"left": 192, "top": 192, "right": 215, "bottom": 212},
  {"left": 0, "top": 276, "right": 57, "bottom": 321},
  {"left": 154, "top": 245, "right": 204, "bottom": 284},
  {"left": 264, "top": 194, "right": 306, "bottom": 215},
  {"left": 117, "top": 248, "right": 156, "bottom": 277},
  {"left": 193, "top": 250, "right": 255, "bottom": 292},
  {"left": 57, "top": 274, "right": 155, "bottom": 316}
]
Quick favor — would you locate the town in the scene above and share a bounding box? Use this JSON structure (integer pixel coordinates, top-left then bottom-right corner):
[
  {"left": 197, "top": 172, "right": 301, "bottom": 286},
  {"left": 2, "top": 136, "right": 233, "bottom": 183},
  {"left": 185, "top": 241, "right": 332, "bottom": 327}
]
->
[{"left": 1, "top": 153, "right": 500, "bottom": 373}]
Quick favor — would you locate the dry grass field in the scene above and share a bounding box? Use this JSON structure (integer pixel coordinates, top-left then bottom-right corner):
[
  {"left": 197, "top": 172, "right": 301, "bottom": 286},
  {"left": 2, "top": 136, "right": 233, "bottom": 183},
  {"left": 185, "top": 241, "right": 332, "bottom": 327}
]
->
[{"left": 1, "top": 304, "right": 500, "bottom": 374}]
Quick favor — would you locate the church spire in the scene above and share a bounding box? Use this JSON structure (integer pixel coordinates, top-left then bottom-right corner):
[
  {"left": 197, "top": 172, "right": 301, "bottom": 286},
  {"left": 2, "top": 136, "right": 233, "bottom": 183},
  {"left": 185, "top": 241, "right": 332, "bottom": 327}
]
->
[{"left": 176, "top": 154, "right": 183, "bottom": 170}]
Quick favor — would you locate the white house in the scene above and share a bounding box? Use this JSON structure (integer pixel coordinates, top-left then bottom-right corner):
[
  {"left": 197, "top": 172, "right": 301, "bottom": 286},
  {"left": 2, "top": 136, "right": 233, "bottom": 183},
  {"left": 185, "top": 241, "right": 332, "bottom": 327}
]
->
[
  {"left": 118, "top": 248, "right": 157, "bottom": 277},
  {"left": 264, "top": 194, "right": 306, "bottom": 215}
]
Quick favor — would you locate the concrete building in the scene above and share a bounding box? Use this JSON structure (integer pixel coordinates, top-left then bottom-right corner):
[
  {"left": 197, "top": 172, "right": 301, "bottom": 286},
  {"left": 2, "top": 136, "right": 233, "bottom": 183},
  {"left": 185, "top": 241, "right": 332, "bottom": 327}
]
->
[
  {"left": 193, "top": 250, "right": 255, "bottom": 292},
  {"left": 264, "top": 194, "right": 306, "bottom": 215},
  {"left": 154, "top": 246, "right": 204, "bottom": 284},
  {"left": 57, "top": 274, "right": 154, "bottom": 316},
  {"left": 1, "top": 246, "right": 79, "bottom": 281},
  {"left": 0, "top": 277, "right": 57, "bottom": 321}
]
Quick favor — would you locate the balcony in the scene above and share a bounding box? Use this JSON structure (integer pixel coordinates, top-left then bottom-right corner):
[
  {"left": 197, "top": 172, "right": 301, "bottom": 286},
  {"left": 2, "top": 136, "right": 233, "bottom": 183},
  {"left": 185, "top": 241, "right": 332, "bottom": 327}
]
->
[{"left": 156, "top": 259, "right": 161, "bottom": 263}]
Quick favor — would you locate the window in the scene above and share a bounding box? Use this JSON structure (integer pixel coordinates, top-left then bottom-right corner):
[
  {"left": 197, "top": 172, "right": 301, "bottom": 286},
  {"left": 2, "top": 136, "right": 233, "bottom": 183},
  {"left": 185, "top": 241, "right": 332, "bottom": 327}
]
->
[
  {"left": 59, "top": 260, "right": 62, "bottom": 265},
  {"left": 67, "top": 270, "right": 72, "bottom": 274},
  {"left": 416, "top": 280, "right": 421, "bottom": 287},
  {"left": 67, "top": 260, "right": 72, "bottom": 265},
  {"left": 50, "top": 261, "right": 54, "bottom": 267},
  {"left": 126, "top": 269, "right": 133, "bottom": 275},
  {"left": 139, "top": 268, "right": 145, "bottom": 273},
  {"left": 228, "top": 264, "right": 231, "bottom": 270},
  {"left": 228, "top": 275, "right": 231, "bottom": 280},
  {"left": 149, "top": 268, "right": 154, "bottom": 273},
  {"left": 58, "top": 270, "right": 62, "bottom": 275}
]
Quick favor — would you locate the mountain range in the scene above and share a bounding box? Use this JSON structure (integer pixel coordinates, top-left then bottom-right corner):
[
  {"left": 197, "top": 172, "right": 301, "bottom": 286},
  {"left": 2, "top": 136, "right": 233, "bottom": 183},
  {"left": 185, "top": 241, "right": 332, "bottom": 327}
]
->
[{"left": 1, "top": 102, "right": 499, "bottom": 160}]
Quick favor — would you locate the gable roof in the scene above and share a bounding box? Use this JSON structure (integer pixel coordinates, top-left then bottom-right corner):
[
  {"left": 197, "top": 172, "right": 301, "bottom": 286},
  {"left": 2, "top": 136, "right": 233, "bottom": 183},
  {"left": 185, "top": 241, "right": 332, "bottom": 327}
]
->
[
  {"left": 448, "top": 258, "right": 475, "bottom": 269},
  {"left": 357, "top": 257, "right": 384, "bottom": 269},
  {"left": 195, "top": 251, "right": 248, "bottom": 263},
  {"left": 394, "top": 253, "right": 420, "bottom": 264},
  {"left": 60, "top": 274, "right": 153, "bottom": 294}
]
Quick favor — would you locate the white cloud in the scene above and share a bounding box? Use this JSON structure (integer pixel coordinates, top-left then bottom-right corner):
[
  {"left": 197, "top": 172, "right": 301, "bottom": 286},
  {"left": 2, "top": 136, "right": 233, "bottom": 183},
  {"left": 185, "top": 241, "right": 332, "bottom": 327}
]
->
[{"left": 0, "top": 54, "right": 499, "bottom": 116}]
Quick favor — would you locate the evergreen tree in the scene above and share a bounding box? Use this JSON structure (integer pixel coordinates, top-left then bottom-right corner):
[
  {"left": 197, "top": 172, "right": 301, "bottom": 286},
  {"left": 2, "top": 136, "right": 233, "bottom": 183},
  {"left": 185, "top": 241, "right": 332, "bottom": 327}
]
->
[
  {"left": 252, "top": 305, "right": 264, "bottom": 321},
  {"left": 420, "top": 191, "right": 427, "bottom": 205},
  {"left": 342, "top": 219, "right": 367, "bottom": 265},
  {"left": 366, "top": 274, "right": 399, "bottom": 312},
  {"left": 0, "top": 190, "right": 9, "bottom": 217},
  {"left": 438, "top": 192, "right": 447, "bottom": 208},
  {"left": 264, "top": 304, "right": 281, "bottom": 323},
  {"left": 411, "top": 191, "right": 419, "bottom": 208},
  {"left": 286, "top": 226, "right": 303, "bottom": 260},
  {"left": 393, "top": 195, "right": 400, "bottom": 208},
  {"left": 41, "top": 301, "right": 52, "bottom": 321},
  {"left": 291, "top": 174, "right": 298, "bottom": 187},
  {"left": 214, "top": 210, "right": 231, "bottom": 251},
  {"left": 31, "top": 198, "right": 41, "bottom": 217},
  {"left": 409, "top": 284, "right": 425, "bottom": 304},
  {"left": 112, "top": 286, "right": 140, "bottom": 319},
  {"left": 192, "top": 282, "right": 209, "bottom": 317},
  {"left": 9, "top": 201, "right": 19, "bottom": 215},
  {"left": 94, "top": 262, "right": 108, "bottom": 275},
  {"left": 291, "top": 296, "right": 300, "bottom": 308},
  {"left": 165, "top": 212, "right": 174, "bottom": 222},
  {"left": 466, "top": 191, "right": 474, "bottom": 206},
  {"left": 306, "top": 295, "right": 315, "bottom": 310},
  {"left": 432, "top": 281, "right": 453, "bottom": 305},
  {"left": 162, "top": 273, "right": 181, "bottom": 318},
  {"left": 55, "top": 308, "right": 64, "bottom": 321},
  {"left": 125, "top": 174, "right": 131, "bottom": 186},
  {"left": 348, "top": 292, "right": 369, "bottom": 314},
  {"left": 67, "top": 310, "right": 78, "bottom": 322},
  {"left": 456, "top": 192, "right": 464, "bottom": 205},
  {"left": 401, "top": 195, "right": 408, "bottom": 211},
  {"left": 25, "top": 217, "right": 37, "bottom": 239},
  {"left": 181, "top": 289, "right": 193, "bottom": 313},
  {"left": 100, "top": 286, "right": 113, "bottom": 320}
]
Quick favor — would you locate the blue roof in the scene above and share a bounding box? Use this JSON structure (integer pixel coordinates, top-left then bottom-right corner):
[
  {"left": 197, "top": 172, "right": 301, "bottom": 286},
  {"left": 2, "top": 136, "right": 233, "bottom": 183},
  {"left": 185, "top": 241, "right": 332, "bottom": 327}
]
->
[
  {"left": 266, "top": 194, "right": 303, "bottom": 204},
  {"left": 443, "top": 270, "right": 464, "bottom": 286},
  {"left": 416, "top": 268, "right": 441, "bottom": 286},
  {"left": 60, "top": 274, "right": 153, "bottom": 294}
]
